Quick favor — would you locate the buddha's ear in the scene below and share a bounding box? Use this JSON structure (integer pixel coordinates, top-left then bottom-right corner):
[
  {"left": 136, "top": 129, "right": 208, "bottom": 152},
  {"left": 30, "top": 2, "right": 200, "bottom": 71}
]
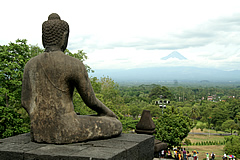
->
[
  {"left": 42, "top": 34, "right": 46, "bottom": 48},
  {"left": 61, "top": 31, "right": 69, "bottom": 52}
]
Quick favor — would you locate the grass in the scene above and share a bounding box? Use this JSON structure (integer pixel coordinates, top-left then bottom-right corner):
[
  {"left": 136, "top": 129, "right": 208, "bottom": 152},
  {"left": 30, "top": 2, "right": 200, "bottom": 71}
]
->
[
  {"left": 183, "top": 128, "right": 226, "bottom": 160},
  {"left": 186, "top": 134, "right": 225, "bottom": 143},
  {"left": 191, "top": 127, "right": 227, "bottom": 134},
  {"left": 188, "top": 128, "right": 225, "bottom": 142},
  {"left": 186, "top": 145, "right": 224, "bottom": 160}
]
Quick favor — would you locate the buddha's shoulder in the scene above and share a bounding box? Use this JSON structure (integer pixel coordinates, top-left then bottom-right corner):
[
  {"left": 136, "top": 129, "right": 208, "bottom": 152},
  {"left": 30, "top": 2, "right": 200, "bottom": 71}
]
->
[{"left": 25, "top": 51, "right": 84, "bottom": 68}]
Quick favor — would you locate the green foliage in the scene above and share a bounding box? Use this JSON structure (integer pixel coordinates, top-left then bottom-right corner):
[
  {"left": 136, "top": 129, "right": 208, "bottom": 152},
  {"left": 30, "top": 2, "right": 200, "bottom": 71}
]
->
[
  {"left": 0, "top": 39, "right": 31, "bottom": 108},
  {"left": 64, "top": 49, "right": 94, "bottom": 73},
  {"left": 184, "top": 138, "right": 191, "bottom": 145},
  {"left": 222, "top": 120, "right": 239, "bottom": 135},
  {"left": 227, "top": 99, "right": 240, "bottom": 119},
  {"left": 188, "top": 140, "right": 225, "bottom": 146},
  {"left": 97, "top": 77, "right": 125, "bottom": 118},
  {"left": 149, "top": 85, "right": 173, "bottom": 100},
  {"left": 72, "top": 90, "right": 97, "bottom": 115},
  {"left": 73, "top": 76, "right": 125, "bottom": 119},
  {"left": 1, "top": 39, "right": 240, "bottom": 142},
  {"left": 99, "top": 77, "right": 120, "bottom": 103},
  {"left": 0, "top": 39, "right": 98, "bottom": 138},
  {"left": 196, "top": 122, "right": 207, "bottom": 131},
  {"left": 61, "top": 49, "right": 102, "bottom": 116},
  {"left": 210, "top": 106, "right": 229, "bottom": 127},
  {"left": 0, "top": 40, "right": 43, "bottom": 138},
  {"left": 0, "top": 106, "right": 30, "bottom": 138},
  {"left": 119, "top": 117, "right": 139, "bottom": 132},
  {"left": 224, "top": 135, "right": 240, "bottom": 158},
  {"left": 29, "top": 44, "right": 44, "bottom": 57},
  {"left": 154, "top": 107, "right": 193, "bottom": 147}
]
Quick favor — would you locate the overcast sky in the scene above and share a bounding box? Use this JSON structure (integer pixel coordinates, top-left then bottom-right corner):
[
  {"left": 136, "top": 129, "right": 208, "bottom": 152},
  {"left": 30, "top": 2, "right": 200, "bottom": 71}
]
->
[{"left": 1, "top": 0, "right": 240, "bottom": 71}]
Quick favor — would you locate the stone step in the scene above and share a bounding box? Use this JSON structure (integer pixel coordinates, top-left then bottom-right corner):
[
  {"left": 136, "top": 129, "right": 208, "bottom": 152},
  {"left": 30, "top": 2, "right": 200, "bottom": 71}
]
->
[{"left": 0, "top": 133, "right": 155, "bottom": 160}]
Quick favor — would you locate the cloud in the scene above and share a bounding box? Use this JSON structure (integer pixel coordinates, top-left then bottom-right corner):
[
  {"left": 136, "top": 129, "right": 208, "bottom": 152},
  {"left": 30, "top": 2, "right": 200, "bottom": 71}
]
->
[
  {"left": 68, "top": 13, "right": 240, "bottom": 54},
  {"left": 1, "top": 0, "right": 240, "bottom": 71}
]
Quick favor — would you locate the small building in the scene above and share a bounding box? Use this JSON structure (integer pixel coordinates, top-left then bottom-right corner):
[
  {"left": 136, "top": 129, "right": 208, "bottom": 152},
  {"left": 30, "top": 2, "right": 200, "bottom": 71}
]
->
[{"left": 207, "top": 96, "right": 213, "bottom": 101}]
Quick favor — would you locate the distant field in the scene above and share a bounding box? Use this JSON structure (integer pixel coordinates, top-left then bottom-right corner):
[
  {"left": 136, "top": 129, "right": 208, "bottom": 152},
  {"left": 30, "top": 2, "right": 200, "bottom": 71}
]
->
[
  {"left": 186, "top": 145, "right": 224, "bottom": 160},
  {"left": 187, "top": 134, "right": 225, "bottom": 143},
  {"left": 183, "top": 128, "right": 226, "bottom": 160},
  {"left": 189, "top": 128, "right": 225, "bottom": 141},
  {"left": 191, "top": 127, "right": 228, "bottom": 134}
]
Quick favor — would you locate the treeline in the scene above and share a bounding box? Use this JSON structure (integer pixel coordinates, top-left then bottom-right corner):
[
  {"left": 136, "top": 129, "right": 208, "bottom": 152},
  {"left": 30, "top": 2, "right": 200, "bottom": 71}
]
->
[{"left": 119, "top": 83, "right": 240, "bottom": 133}]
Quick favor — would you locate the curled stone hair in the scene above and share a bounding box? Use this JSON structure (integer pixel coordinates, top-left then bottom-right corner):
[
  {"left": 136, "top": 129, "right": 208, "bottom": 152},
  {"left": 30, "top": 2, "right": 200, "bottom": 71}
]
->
[{"left": 42, "top": 13, "right": 69, "bottom": 49}]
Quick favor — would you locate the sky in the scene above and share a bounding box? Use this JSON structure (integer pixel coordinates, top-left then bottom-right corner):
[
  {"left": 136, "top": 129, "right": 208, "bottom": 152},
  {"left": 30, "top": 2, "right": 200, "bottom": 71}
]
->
[{"left": 1, "top": 0, "right": 240, "bottom": 71}]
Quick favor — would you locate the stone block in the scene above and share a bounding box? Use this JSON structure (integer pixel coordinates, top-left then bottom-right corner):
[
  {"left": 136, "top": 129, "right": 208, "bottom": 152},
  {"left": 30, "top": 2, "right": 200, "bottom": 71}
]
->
[{"left": 0, "top": 133, "right": 154, "bottom": 160}]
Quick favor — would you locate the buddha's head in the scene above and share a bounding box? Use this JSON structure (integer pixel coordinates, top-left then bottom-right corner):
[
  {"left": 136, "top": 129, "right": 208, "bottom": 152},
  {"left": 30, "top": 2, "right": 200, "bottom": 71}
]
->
[{"left": 42, "top": 13, "right": 69, "bottom": 52}]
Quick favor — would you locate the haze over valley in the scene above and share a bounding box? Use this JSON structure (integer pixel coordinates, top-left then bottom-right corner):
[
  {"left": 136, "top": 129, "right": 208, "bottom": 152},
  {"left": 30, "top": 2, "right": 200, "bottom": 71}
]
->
[{"left": 90, "top": 51, "right": 240, "bottom": 85}]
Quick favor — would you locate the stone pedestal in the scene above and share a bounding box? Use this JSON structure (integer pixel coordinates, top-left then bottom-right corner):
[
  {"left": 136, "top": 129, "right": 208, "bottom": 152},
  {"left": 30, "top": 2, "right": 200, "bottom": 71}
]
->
[
  {"left": 135, "top": 110, "right": 156, "bottom": 134},
  {"left": 0, "top": 133, "right": 154, "bottom": 160},
  {"left": 135, "top": 110, "right": 168, "bottom": 157}
]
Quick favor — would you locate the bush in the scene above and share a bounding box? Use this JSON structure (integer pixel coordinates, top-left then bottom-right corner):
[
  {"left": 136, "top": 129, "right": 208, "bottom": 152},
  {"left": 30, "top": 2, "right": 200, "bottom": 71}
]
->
[
  {"left": 196, "top": 122, "right": 207, "bottom": 131},
  {"left": 224, "top": 135, "right": 240, "bottom": 158},
  {"left": 154, "top": 107, "right": 192, "bottom": 147},
  {"left": 119, "top": 117, "right": 139, "bottom": 132},
  {"left": 184, "top": 139, "right": 191, "bottom": 146},
  {"left": 0, "top": 106, "right": 30, "bottom": 138}
]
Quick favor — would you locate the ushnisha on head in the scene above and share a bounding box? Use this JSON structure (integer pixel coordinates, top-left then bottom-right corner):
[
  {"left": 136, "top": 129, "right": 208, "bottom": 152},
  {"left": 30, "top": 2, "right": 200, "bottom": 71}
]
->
[{"left": 42, "top": 13, "right": 69, "bottom": 52}]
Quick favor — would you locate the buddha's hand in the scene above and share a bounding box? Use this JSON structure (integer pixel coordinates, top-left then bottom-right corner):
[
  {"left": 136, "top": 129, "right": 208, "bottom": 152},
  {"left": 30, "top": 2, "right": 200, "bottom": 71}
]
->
[{"left": 98, "top": 110, "right": 118, "bottom": 119}]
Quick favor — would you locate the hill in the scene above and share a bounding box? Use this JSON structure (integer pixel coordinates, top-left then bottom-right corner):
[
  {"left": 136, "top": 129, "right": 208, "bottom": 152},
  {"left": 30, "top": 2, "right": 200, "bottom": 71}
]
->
[{"left": 90, "top": 66, "right": 240, "bottom": 83}]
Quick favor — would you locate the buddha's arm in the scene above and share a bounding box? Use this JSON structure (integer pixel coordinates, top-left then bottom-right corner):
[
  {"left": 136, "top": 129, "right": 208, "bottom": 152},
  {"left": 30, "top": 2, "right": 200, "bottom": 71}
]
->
[
  {"left": 74, "top": 63, "right": 117, "bottom": 118},
  {"left": 21, "top": 64, "right": 31, "bottom": 114}
]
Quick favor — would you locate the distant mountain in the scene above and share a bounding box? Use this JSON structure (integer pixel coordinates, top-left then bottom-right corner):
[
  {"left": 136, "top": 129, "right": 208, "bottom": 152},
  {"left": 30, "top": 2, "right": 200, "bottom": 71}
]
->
[
  {"left": 161, "top": 51, "right": 187, "bottom": 60},
  {"left": 90, "top": 67, "right": 240, "bottom": 83}
]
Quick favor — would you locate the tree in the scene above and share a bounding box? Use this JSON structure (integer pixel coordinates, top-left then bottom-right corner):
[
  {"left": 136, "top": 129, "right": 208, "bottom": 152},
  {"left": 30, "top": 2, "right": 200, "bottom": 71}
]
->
[
  {"left": 154, "top": 107, "right": 193, "bottom": 147},
  {"left": 149, "top": 86, "right": 173, "bottom": 101},
  {"left": 120, "top": 117, "right": 139, "bottom": 133},
  {"left": 224, "top": 135, "right": 240, "bottom": 158},
  {"left": 29, "top": 44, "right": 44, "bottom": 57},
  {"left": 0, "top": 39, "right": 31, "bottom": 108},
  {"left": 73, "top": 75, "right": 125, "bottom": 119},
  {"left": 0, "top": 39, "right": 98, "bottom": 138},
  {"left": 227, "top": 99, "right": 240, "bottom": 119},
  {"left": 0, "top": 39, "right": 44, "bottom": 138},
  {"left": 63, "top": 49, "right": 98, "bottom": 116},
  {"left": 210, "top": 107, "right": 229, "bottom": 128},
  {"left": 196, "top": 122, "right": 207, "bottom": 131},
  {"left": 62, "top": 49, "right": 120, "bottom": 117},
  {"left": 97, "top": 76, "right": 125, "bottom": 118},
  {"left": 129, "top": 105, "right": 141, "bottom": 119},
  {"left": 0, "top": 106, "right": 30, "bottom": 138},
  {"left": 222, "top": 120, "right": 238, "bottom": 135},
  {"left": 64, "top": 49, "right": 93, "bottom": 73}
]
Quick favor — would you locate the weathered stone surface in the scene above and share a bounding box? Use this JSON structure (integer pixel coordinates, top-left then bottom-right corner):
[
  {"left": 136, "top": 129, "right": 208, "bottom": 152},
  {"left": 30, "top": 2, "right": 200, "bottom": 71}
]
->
[
  {"left": 154, "top": 139, "right": 168, "bottom": 153},
  {"left": 135, "top": 110, "right": 168, "bottom": 157},
  {"left": 135, "top": 110, "right": 156, "bottom": 134},
  {"left": 21, "top": 13, "right": 122, "bottom": 144},
  {"left": 0, "top": 133, "right": 154, "bottom": 160}
]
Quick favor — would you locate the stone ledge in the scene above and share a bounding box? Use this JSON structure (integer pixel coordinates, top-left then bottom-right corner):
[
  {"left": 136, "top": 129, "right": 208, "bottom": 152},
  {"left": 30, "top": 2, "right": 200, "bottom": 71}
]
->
[{"left": 0, "top": 133, "right": 154, "bottom": 160}]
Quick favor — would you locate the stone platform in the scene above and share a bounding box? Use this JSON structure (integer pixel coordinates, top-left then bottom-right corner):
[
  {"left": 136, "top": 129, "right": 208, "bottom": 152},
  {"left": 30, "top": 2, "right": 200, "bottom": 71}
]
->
[{"left": 0, "top": 133, "right": 154, "bottom": 160}]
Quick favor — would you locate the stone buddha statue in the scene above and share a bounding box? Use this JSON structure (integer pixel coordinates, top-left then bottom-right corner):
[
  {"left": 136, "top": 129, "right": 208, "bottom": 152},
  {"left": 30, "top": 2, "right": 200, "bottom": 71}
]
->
[{"left": 21, "top": 13, "right": 122, "bottom": 144}]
